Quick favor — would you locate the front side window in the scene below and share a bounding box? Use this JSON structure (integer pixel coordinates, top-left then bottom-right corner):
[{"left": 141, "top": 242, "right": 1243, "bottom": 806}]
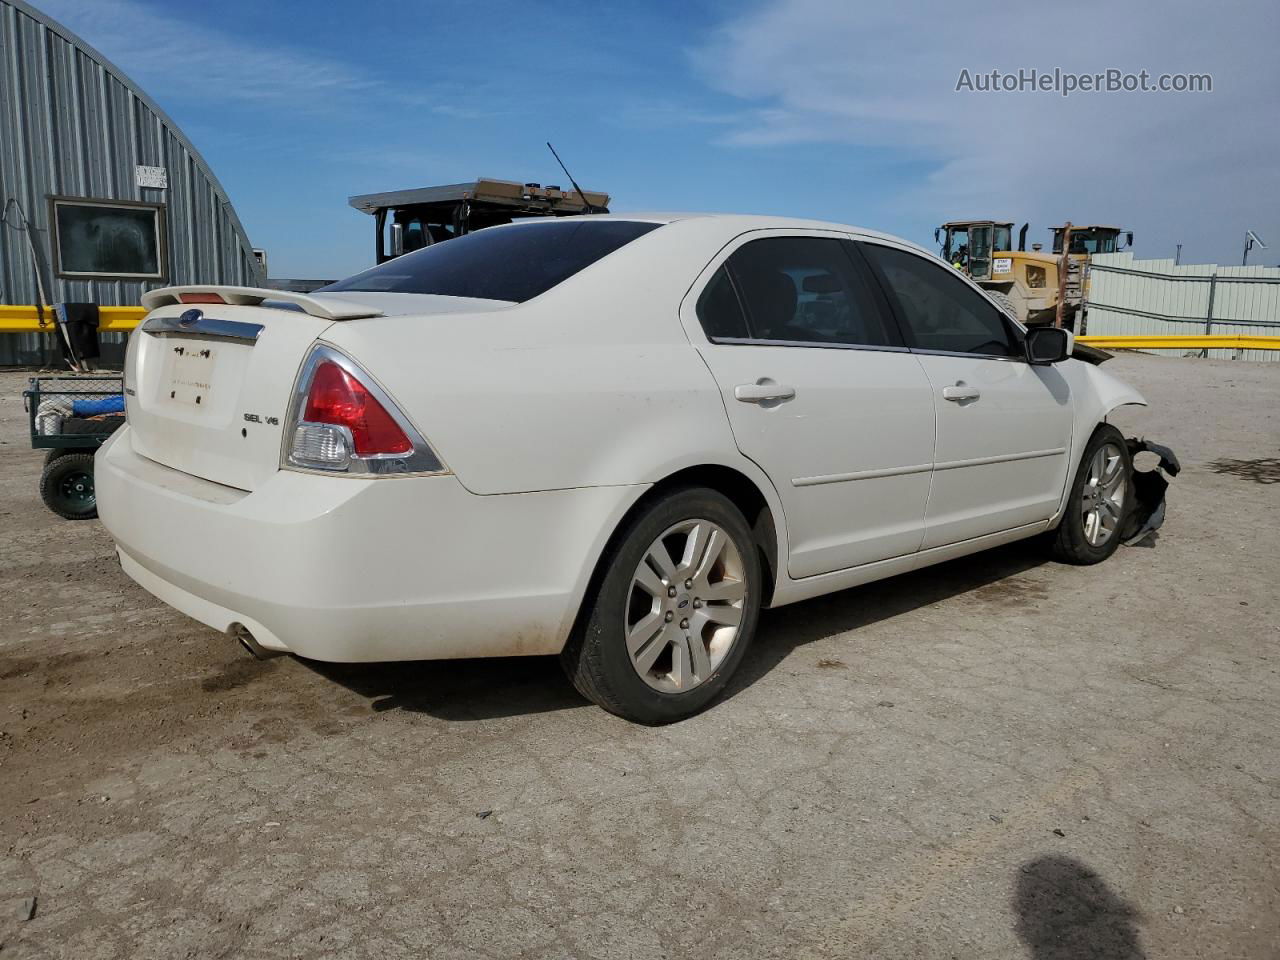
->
[
  {"left": 723, "top": 236, "right": 900, "bottom": 348},
  {"left": 325, "top": 219, "right": 662, "bottom": 303},
  {"left": 861, "top": 243, "right": 1020, "bottom": 358},
  {"left": 50, "top": 197, "right": 166, "bottom": 280}
]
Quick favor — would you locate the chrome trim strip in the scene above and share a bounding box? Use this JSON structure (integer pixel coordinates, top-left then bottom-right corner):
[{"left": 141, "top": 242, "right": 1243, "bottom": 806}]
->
[
  {"left": 143, "top": 314, "right": 264, "bottom": 344},
  {"left": 909, "top": 347, "right": 1026, "bottom": 363},
  {"left": 793, "top": 462, "right": 932, "bottom": 487},
  {"left": 709, "top": 337, "right": 910, "bottom": 354},
  {"left": 933, "top": 447, "right": 1067, "bottom": 472},
  {"left": 792, "top": 447, "right": 1066, "bottom": 487}
]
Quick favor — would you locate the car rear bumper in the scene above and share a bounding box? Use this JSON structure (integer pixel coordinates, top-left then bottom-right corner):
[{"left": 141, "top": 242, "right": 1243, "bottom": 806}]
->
[{"left": 96, "top": 427, "right": 644, "bottom": 662}]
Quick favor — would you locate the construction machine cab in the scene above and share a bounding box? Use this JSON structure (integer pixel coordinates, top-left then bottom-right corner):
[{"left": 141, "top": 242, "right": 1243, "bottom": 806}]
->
[
  {"left": 936, "top": 220, "right": 1024, "bottom": 280},
  {"left": 1050, "top": 225, "right": 1133, "bottom": 257},
  {"left": 349, "top": 177, "right": 611, "bottom": 264}
]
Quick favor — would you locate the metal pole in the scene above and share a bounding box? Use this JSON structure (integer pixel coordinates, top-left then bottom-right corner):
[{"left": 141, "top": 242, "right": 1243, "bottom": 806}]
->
[
  {"left": 1079, "top": 264, "right": 1090, "bottom": 336},
  {"left": 1243, "top": 230, "right": 1268, "bottom": 266},
  {"left": 1054, "top": 222, "right": 1072, "bottom": 328},
  {"left": 1205, "top": 270, "right": 1217, "bottom": 336}
]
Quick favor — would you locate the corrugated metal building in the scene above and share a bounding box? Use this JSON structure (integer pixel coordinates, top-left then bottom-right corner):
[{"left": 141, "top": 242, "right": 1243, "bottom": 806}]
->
[
  {"left": 1087, "top": 253, "right": 1280, "bottom": 362},
  {"left": 0, "top": 0, "right": 261, "bottom": 363}
]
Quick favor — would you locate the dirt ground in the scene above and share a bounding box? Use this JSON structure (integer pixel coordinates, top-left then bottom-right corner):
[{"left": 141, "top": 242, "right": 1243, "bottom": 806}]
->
[{"left": 0, "top": 354, "right": 1277, "bottom": 959}]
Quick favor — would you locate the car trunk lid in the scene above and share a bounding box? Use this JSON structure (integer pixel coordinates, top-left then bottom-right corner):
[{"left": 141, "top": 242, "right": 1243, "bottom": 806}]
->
[{"left": 125, "top": 287, "right": 384, "bottom": 491}]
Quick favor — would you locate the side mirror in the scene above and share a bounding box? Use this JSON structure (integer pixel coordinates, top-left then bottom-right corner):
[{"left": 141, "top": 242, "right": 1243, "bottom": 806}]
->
[
  {"left": 933, "top": 228, "right": 940, "bottom": 244},
  {"left": 1024, "top": 326, "right": 1072, "bottom": 364},
  {"left": 1125, "top": 232, "right": 1134, "bottom": 248}
]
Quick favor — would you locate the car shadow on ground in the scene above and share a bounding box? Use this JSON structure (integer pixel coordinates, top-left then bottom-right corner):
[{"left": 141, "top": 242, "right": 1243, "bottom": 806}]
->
[
  {"left": 722, "top": 539, "right": 1050, "bottom": 702},
  {"left": 305, "top": 654, "right": 585, "bottom": 721},
  {"left": 307, "top": 539, "right": 1050, "bottom": 722},
  {"left": 1013, "top": 855, "right": 1147, "bottom": 959}
]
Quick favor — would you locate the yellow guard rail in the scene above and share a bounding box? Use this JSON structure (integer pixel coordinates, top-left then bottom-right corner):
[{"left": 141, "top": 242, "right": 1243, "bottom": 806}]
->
[
  {"left": 0, "top": 305, "right": 147, "bottom": 334},
  {"left": 1, "top": 305, "right": 1277, "bottom": 350}
]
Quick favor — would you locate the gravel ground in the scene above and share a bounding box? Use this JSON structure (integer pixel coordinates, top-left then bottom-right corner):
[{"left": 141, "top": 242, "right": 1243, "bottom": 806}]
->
[{"left": 0, "top": 354, "right": 1277, "bottom": 959}]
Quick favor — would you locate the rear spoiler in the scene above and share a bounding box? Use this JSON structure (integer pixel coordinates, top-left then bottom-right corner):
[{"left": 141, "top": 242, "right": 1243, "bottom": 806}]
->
[{"left": 141, "top": 286, "right": 384, "bottom": 321}]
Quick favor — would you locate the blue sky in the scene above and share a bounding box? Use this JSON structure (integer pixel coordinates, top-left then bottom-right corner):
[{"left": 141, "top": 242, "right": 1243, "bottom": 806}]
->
[{"left": 39, "top": 0, "right": 1280, "bottom": 280}]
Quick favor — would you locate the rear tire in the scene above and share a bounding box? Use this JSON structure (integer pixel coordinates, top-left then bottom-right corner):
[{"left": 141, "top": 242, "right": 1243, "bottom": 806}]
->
[
  {"left": 561, "top": 487, "right": 762, "bottom": 724},
  {"left": 1049, "top": 425, "right": 1133, "bottom": 565},
  {"left": 39, "top": 452, "right": 98, "bottom": 520}
]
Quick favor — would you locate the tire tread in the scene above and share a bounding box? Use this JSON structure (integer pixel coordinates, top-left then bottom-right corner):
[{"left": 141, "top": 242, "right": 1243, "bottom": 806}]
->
[
  {"left": 39, "top": 452, "right": 98, "bottom": 521},
  {"left": 559, "top": 485, "right": 760, "bottom": 724},
  {"left": 1049, "top": 424, "right": 1132, "bottom": 565}
]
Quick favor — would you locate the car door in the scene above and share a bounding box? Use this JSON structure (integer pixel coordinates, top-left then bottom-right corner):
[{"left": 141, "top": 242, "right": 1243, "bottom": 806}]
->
[
  {"left": 858, "top": 241, "right": 1075, "bottom": 549},
  {"left": 682, "top": 232, "right": 936, "bottom": 579}
]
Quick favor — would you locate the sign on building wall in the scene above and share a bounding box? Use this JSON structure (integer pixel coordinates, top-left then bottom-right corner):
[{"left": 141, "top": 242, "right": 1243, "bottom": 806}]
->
[{"left": 135, "top": 165, "right": 168, "bottom": 189}]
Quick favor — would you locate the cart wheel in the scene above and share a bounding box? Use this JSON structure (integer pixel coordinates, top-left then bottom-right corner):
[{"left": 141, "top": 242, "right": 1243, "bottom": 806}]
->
[
  {"left": 45, "top": 448, "right": 72, "bottom": 466},
  {"left": 40, "top": 452, "right": 98, "bottom": 520}
]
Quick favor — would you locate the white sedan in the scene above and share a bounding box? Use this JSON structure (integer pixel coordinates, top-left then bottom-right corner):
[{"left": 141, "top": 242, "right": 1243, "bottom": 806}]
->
[{"left": 98, "top": 214, "right": 1163, "bottom": 724}]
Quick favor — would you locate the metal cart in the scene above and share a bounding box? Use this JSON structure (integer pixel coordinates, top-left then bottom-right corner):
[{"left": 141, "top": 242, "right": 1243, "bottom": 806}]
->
[{"left": 22, "top": 375, "right": 124, "bottom": 520}]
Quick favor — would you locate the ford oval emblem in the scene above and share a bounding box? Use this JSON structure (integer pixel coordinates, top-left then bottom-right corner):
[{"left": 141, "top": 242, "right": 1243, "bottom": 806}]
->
[{"left": 178, "top": 308, "right": 203, "bottom": 328}]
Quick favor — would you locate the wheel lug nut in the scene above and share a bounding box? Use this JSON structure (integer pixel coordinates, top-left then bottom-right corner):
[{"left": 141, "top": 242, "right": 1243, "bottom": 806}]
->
[
  {"left": 693, "top": 599, "right": 703, "bottom": 608},
  {"left": 680, "top": 619, "right": 689, "bottom": 630},
  {"left": 667, "top": 586, "right": 677, "bottom": 598},
  {"left": 664, "top": 611, "right": 673, "bottom": 622},
  {"left": 685, "top": 579, "right": 693, "bottom": 589}
]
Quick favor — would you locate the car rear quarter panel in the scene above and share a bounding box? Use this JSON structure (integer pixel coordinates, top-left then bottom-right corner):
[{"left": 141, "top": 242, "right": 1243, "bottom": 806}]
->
[{"left": 321, "top": 222, "right": 748, "bottom": 497}]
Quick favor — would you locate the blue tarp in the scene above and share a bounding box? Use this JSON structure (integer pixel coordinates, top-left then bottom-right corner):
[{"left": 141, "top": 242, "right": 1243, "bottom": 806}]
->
[{"left": 71, "top": 394, "right": 125, "bottom": 416}]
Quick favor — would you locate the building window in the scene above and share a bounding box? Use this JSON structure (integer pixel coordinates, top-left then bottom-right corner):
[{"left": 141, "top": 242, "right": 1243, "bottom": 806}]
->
[{"left": 49, "top": 196, "right": 167, "bottom": 280}]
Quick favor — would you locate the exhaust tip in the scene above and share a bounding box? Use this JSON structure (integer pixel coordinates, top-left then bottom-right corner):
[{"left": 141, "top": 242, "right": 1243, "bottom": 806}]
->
[{"left": 232, "top": 625, "right": 284, "bottom": 660}]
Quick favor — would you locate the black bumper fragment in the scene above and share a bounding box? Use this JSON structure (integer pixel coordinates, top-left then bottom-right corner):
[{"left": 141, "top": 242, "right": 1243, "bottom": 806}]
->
[{"left": 1121, "top": 439, "right": 1180, "bottom": 546}]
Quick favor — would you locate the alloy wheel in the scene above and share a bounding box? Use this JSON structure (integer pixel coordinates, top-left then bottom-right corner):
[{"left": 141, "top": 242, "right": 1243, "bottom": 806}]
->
[
  {"left": 1082, "top": 442, "right": 1126, "bottom": 546},
  {"left": 625, "top": 519, "right": 747, "bottom": 693}
]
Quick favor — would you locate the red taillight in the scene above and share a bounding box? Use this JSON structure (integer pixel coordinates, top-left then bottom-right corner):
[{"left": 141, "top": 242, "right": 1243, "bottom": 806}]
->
[
  {"left": 177, "top": 292, "right": 226, "bottom": 304},
  {"left": 302, "top": 361, "right": 412, "bottom": 456}
]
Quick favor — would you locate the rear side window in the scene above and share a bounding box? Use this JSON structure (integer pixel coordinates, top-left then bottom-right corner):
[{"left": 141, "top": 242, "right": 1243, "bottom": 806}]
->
[
  {"left": 724, "top": 236, "right": 900, "bottom": 348},
  {"left": 323, "top": 220, "right": 662, "bottom": 303},
  {"left": 861, "top": 243, "right": 1020, "bottom": 357},
  {"left": 696, "top": 265, "right": 750, "bottom": 339}
]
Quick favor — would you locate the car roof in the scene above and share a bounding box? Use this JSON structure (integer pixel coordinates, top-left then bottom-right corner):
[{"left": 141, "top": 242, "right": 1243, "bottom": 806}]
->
[{"left": 500, "top": 211, "right": 928, "bottom": 252}]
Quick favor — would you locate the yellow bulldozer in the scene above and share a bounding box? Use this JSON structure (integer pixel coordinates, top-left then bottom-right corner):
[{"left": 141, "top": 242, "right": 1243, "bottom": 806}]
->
[{"left": 935, "top": 220, "right": 1133, "bottom": 330}]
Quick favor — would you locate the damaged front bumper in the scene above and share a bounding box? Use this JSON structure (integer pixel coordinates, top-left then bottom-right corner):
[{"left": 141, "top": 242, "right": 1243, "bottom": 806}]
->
[{"left": 1122, "top": 439, "right": 1180, "bottom": 546}]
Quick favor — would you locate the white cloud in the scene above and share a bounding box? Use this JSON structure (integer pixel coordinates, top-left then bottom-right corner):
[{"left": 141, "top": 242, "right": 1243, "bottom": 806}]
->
[{"left": 691, "top": 0, "right": 1280, "bottom": 264}]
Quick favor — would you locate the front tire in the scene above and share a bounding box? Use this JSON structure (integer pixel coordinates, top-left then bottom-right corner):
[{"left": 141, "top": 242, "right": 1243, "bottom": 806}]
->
[
  {"left": 1049, "top": 425, "right": 1133, "bottom": 564},
  {"left": 39, "top": 452, "right": 98, "bottom": 520},
  {"left": 561, "top": 487, "right": 762, "bottom": 724}
]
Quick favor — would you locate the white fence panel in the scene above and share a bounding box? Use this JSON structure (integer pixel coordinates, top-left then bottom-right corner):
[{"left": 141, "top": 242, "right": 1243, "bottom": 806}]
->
[{"left": 1085, "top": 253, "right": 1280, "bottom": 361}]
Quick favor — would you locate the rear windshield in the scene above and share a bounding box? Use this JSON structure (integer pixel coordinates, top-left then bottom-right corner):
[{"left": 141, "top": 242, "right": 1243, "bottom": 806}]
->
[{"left": 322, "top": 219, "right": 662, "bottom": 303}]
